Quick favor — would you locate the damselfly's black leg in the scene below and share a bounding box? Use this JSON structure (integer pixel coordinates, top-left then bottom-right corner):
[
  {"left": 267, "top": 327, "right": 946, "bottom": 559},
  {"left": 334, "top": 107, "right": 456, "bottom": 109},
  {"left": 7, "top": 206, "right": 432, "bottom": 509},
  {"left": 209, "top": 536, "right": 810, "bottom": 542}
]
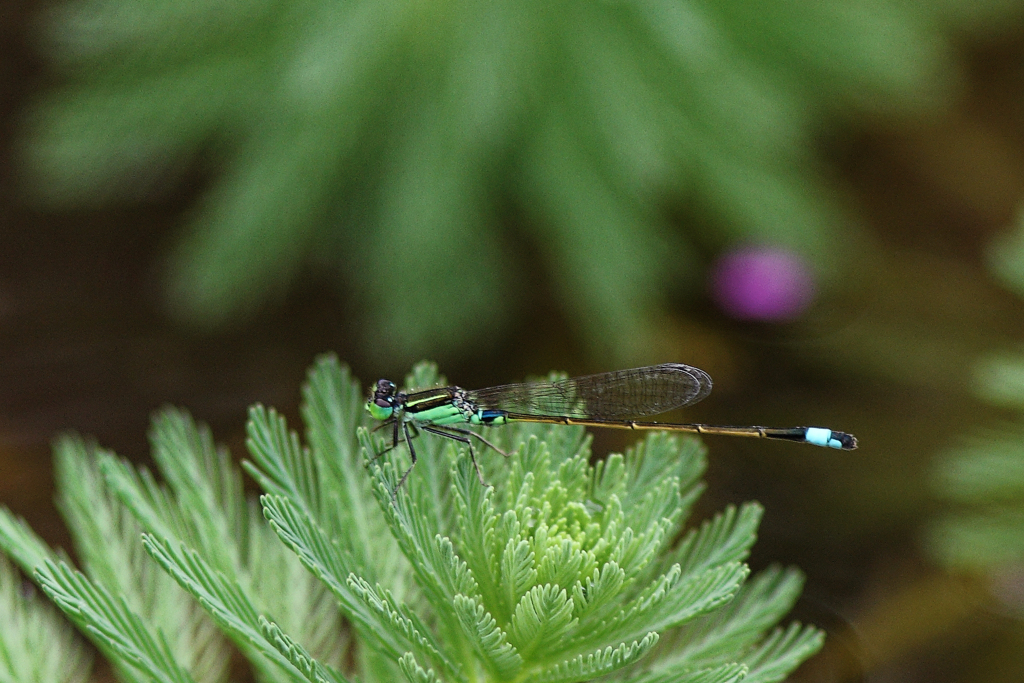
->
[
  {"left": 453, "top": 426, "right": 508, "bottom": 458},
  {"left": 392, "top": 420, "right": 420, "bottom": 500},
  {"left": 421, "top": 425, "right": 488, "bottom": 487},
  {"left": 425, "top": 425, "right": 509, "bottom": 458},
  {"left": 368, "top": 418, "right": 406, "bottom": 463},
  {"left": 366, "top": 418, "right": 395, "bottom": 462}
]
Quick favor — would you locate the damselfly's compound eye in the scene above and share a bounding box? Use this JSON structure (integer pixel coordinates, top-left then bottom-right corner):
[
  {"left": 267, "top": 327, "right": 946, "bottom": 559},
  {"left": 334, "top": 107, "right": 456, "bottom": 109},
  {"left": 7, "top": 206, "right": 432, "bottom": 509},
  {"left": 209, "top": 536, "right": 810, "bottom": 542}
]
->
[{"left": 373, "top": 379, "right": 396, "bottom": 402}]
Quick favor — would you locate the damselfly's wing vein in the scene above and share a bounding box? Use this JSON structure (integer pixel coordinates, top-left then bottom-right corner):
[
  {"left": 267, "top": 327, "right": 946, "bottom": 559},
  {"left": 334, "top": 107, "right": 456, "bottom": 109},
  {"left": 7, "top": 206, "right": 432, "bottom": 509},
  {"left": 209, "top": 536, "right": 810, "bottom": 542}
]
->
[{"left": 467, "top": 364, "right": 712, "bottom": 419}]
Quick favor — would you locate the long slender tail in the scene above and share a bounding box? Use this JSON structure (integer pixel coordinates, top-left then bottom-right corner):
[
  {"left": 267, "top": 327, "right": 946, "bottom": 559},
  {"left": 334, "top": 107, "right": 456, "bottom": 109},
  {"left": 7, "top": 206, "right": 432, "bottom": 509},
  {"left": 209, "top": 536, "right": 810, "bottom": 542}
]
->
[{"left": 503, "top": 414, "right": 857, "bottom": 450}]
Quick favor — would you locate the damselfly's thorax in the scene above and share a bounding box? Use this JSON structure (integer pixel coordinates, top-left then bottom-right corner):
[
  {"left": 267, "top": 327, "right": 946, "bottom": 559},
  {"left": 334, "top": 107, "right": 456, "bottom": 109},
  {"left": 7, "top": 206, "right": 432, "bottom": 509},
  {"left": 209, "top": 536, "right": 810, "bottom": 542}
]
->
[{"left": 451, "top": 388, "right": 478, "bottom": 421}]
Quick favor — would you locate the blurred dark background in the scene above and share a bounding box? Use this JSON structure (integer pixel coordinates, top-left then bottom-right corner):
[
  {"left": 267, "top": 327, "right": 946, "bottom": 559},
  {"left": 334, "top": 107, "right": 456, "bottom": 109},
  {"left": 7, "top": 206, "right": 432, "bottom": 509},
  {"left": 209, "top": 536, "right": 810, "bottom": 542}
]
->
[{"left": 5, "top": 1, "right": 1024, "bottom": 680}]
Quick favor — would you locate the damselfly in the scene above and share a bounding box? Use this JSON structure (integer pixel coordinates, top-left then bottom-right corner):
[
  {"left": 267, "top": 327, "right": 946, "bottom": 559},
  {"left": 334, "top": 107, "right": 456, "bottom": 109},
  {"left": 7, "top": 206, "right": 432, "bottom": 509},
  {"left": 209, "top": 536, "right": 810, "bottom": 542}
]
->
[{"left": 366, "top": 363, "right": 856, "bottom": 489}]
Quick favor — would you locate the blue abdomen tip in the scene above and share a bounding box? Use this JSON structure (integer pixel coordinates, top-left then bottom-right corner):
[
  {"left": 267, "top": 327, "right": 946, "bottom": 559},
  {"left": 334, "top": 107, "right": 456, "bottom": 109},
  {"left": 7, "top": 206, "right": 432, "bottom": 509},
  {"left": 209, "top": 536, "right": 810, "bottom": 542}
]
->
[{"left": 805, "top": 427, "right": 834, "bottom": 448}]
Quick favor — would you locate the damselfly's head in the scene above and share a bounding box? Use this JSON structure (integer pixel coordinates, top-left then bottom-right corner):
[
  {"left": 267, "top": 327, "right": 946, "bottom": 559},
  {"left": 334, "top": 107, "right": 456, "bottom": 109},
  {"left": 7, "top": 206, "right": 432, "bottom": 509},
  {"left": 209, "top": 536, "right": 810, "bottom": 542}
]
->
[{"left": 366, "top": 379, "right": 397, "bottom": 421}]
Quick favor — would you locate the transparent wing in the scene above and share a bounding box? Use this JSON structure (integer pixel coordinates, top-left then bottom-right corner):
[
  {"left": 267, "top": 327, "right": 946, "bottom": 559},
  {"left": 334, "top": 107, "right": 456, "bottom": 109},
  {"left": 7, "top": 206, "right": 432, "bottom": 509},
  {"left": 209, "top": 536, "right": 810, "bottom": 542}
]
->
[{"left": 466, "top": 364, "right": 713, "bottom": 419}]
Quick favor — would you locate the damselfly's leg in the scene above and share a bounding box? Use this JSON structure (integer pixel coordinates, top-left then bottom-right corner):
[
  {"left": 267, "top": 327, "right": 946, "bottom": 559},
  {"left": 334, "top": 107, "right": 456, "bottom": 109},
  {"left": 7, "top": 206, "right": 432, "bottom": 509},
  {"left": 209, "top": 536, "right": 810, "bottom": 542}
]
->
[
  {"left": 423, "top": 424, "right": 508, "bottom": 458},
  {"left": 369, "top": 419, "right": 424, "bottom": 463},
  {"left": 447, "top": 426, "right": 509, "bottom": 458},
  {"left": 392, "top": 420, "right": 420, "bottom": 502},
  {"left": 421, "top": 425, "right": 488, "bottom": 487}
]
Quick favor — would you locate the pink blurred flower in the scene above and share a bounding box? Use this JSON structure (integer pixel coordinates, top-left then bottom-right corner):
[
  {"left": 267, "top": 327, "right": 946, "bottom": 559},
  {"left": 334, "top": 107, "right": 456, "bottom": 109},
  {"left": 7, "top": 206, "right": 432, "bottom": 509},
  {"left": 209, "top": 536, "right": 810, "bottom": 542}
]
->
[{"left": 709, "top": 246, "right": 816, "bottom": 320}]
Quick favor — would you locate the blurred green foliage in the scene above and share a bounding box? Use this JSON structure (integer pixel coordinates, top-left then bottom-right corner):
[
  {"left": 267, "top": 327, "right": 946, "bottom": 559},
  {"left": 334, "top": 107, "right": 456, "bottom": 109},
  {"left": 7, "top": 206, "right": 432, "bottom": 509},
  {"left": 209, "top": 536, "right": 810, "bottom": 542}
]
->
[
  {"left": 987, "top": 207, "right": 1024, "bottom": 304},
  {"left": 927, "top": 351, "right": 1024, "bottom": 570},
  {"left": 20, "top": 0, "right": 1017, "bottom": 361},
  {"left": 928, "top": 209, "right": 1024, "bottom": 574}
]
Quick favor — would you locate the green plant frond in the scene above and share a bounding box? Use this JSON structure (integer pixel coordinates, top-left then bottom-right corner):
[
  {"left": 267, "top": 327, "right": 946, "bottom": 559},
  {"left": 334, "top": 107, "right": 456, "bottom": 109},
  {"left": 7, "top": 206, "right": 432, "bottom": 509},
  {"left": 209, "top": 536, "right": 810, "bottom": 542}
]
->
[
  {"left": 926, "top": 349, "right": 1024, "bottom": 571},
  {"left": 608, "top": 436, "right": 709, "bottom": 559},
  {"left": 450, "top": 447, "right": 503, "bottom": 611},
  {"left": 245, "top": 405, "right": 322, "bottom": 524},
  {"left": 505, "top": 449, "right": 535, "bottom": 513},
  {"left": 592, "top": 453, "right": 628, "bottom": 504},
  {"left": 510, "top": 583, "right": 577, "bottom": 660},
  {"left": 645, "top": 562, "right": 750, "bottom": 633},
  {"left": 531, "top": 631, "right": 660, "bottom": 683},
  {"left": 26, "top": 0, "right": 979, "bottom": 358},
  {"left": 567, "top": 562, "right": 748, "bottom": 655},
  {"left": 535, "top": 538, "right": 589, "bottom": 598},
  {"left": 149, "top": 408, "right": 248, "bottom": 561},
  {"left": 363, "top": 457, "right": 457, "bottom": 607},
  {"left": 987, "top": 210, "right": 1024, "bottom": 302},
  {"left": 607, "top": 511, "right": 674, "bottom": 583},
  {"left": 670, "top": 504, "right": 764, "bottom": 578},
  {"left": 593, "top": 491, "right": 624, "bottom": 555},
  {"left": 347, "top": 576, "right": 457, "bottom": 679},
  {"left": 621, "top": 473, "right": 687, "bottom": 543},
  {"left": 34, "top": 559, "right": 196, "bottom": 683},
  {"left": 739, "top": 622, "right": 824, "bottom": 683},
  {"left": 94, "top": 450, "right": 185, "bottom": 544},
  {"left": 95, "top": 458, "right": 239, "bottom": 681},
  {"left": 436, "top": 535, "right": 481, "bottom": 598},
  {"left": 299, "top": 356, "right": 396, "bottom": 580},
  {"left": 56, "top": 436, "right": 174, "bottom": 593},
  {"left": 53, "top": 435, "right": 119, "bottom": 558},
  {"left": 250, "top": 365, "right": 409, "bottom": 598},
  {"left": 668, "top": 566, "right": 808, "bottom": 666},
  {"left": 397, "top": 652, "right": 442, "bottom": 683},
  {"left": 300, "top": 356, "right": 365, "bottom": 467},
  {"left": 507, "top": 437, "right": 552, "bottom": 508},
  {"left": 3, "top": 469, "right": 222, "bottom": 683},
  {"left": 97, "top": 424, "right": 247, "bottom": 594},
  {"left": 0, "top": 507, "right": 61, "bottom": 577},
  {"left": 622, "top": 433, "right": 707, "bottom": 512},
  {"left": 157, "top": 416, "right": 245, "bottom": 576},
  {"left": 500, "top": 538, "right": 539, "bottom": 621},
  {"left": 56, "top": 437, "right": 233, "bottom": 683},
  {"left": 258, "top": 494, "right": 414, "bottom": 660},
  {"left": 258, "top": 616, "right": 351, "bottom": 683},
  {"left": 520, "top": 113, "right": 666, "bottom": 361},
  {"left": 110, "top": 409, "right": 349, "bottom": 679},
  {"left": 247, "top": 512, "right": 345, "bottom": 673},
  {"left": 618, "top": 464, "right": 684, "bottom": 528},
  {"left": 571, "top": 561, "right": 627, "bottom": 626},
  {"left": 631, "top": 562, "right": 739, "bottom": 628},
  {"left": 555, "top": 449, "right": 593, "bottom": 502},
  {"left": 452, "top": 593, "right": 523, "bottom": 680},
  {"left": 684, "top": 662, "right": 751, "bottom": 683},
  {"left": 140, "top": 534, "right": 309, "bottom": 683},
  {"left": 364, "top": 445, "right": 488, "bottom": 639},
  {"left": 0, "top": 554, "right": 92, "bottom": 683},
  {"left": 541, "top": 424, "right": 592, "bottom": 470},
  {"left": 631, "top": 661, "right": 749, "bottom": 683}
]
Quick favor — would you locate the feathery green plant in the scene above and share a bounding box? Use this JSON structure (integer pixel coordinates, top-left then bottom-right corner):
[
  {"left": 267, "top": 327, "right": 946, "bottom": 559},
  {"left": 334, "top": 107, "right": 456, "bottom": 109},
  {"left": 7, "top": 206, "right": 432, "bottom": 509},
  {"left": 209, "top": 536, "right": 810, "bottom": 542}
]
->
[
  {"left": 0, "top": 554, "right": 91, "bottom": 683},
  {"left": 21, "top": 0, "right": 1004, "bottom": 360},
  {"left": 0, "top": 356, "right": 822, "bottom": 682}
]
